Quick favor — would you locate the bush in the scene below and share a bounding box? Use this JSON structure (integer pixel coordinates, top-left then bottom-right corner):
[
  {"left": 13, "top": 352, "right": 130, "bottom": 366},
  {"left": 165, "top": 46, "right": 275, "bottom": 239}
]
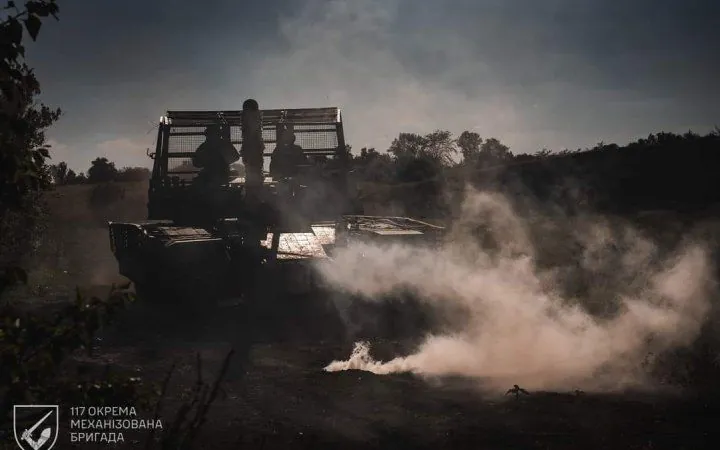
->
[
  {"left": 0, "top": 281, "right": 234, "bottom": 448},
  {"left": 116, "top": 167, "right": 150, "bottom": 182},
  {"left": 0, "top": 283, "right": 146, "bottom": 416}
]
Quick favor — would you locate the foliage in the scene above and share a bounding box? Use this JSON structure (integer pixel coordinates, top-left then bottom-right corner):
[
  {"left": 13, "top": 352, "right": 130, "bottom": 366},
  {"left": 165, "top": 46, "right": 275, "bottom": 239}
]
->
[
  {"left": 333, "top": 143, "right": 353, "bottom": 168},
  {"left": 505, "top": 384, "right": 530, "bottom": 400},
  {"left": 50, "top": 160, "right": 150, "bottom": 184},
  {"left": 0, "top": 0, "right": 61, "bottom": 287},
  {"left": 0, "top": 189, "right": 46, "bottom": 268},
  {"left": 457, "top": 131, "right": 482, "bottom": 164},
  {"left": 50, "top": 160, "right": 67, "bottom": 183},
  {"left": 116, "top": 166, "right": 150, "bottom": 182},
  {"left": 354, "top": 147, "right": 394, "bottom": 183},
  {"left": 48, "top": 161, "right": 85, "bottom": 185},
  {"left": 340, "top": 127, "right": 720, "bottom": 218},
  {"left": 476, "top": 138, "right": 513, "bottom": 168},
  {"left": 63, "top": 168, "right": 78, "bottom": 183},
  {"left": 0, "top": 284, "right": 141, "bottom": 415},
  {"left": 0, "top": 3, "right": 231, "bottom": 447},
  {"left": 388, "top": 130, "right": 457, "bottom": 166},
  {"left": 0, "top": 0, "right": 61, "bottom": 214},
  {"left": 0, "top": 281, "right": 235, "bottom": 448},
  {"left": 384, "top": 131, "right": 455, "bottom": 211},
  {"left": 87, "top": 156, "right": 119, "bottom": 183},
  {"left": 0, "top": 0, "right": 62, "bottom": 284},
  {"left": 72, "top": 170, "right": 86, "bottom": 183}
]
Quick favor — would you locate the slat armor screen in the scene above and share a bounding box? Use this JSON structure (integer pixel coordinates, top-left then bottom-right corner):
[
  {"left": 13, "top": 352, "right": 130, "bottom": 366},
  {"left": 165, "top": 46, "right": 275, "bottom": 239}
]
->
[{"left": 162, "top": 108, "right": 342, "bottom": 175}]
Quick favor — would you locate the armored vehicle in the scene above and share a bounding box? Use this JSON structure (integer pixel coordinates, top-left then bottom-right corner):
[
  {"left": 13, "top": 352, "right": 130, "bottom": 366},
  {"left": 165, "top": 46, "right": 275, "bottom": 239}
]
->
[{"left": 107, "top": 100, "right": 444, "bottom": 337}]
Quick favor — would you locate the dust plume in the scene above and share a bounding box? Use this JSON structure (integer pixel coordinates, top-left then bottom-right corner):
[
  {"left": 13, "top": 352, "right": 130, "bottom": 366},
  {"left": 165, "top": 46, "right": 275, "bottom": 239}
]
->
[{"left": 320, "top": 189, "right": 714, "bottom": 392}]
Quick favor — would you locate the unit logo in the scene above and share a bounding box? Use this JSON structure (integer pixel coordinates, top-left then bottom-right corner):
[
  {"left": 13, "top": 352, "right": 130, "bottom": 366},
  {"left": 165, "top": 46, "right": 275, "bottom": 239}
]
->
[{"left": 13, "top": 405, "right": 59, "bottom": 450}]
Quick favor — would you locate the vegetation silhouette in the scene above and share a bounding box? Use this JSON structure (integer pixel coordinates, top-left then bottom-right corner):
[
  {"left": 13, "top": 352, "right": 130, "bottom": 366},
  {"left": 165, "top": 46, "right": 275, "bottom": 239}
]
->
[
  {"left": 506, "top": 384, "right": 530, "bottom": 400},
  {"left": 0, "top": 3, "right": 231, "bottom": 448}
]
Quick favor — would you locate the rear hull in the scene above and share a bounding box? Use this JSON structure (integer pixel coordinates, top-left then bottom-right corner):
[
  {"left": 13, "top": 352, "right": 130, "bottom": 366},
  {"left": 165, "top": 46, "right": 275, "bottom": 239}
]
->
[
  {"left": 110, "top": 222, "right": 333, "bottom": 303},
  {"left": 109, "top": 216, "right": 443, "bottom": 297},
  {"left": 108, "top": 216, "right": 446, "bottom": 341}
]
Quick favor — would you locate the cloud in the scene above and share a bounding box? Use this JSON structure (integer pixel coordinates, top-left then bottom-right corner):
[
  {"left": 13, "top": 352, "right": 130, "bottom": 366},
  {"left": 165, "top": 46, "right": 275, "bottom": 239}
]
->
[
  {"left": 242, "top": 0, "right": 718, "bottom": 155},
  {"left": 32, "top": 0, "right": 720, "bottom": 167},
  {"left": 245, "top": 0, "right": 532, "bottom": 151},
  {"left": 96, "top": 138, "right": 152, "bottom": 170}
]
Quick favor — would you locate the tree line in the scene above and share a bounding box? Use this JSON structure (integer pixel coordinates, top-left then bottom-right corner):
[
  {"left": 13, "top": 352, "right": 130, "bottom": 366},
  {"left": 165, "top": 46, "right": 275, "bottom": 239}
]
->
[
  {"left": 48, "top": 157, "right": 150, "bottom": 184},
  {"left": 46, "top": 126, "right": 720, "bottom": 212},
  {"left": 340, "top": 130, "right": 518, "bottom": 184},
  {"left": 340, "top": 128, "right": 720, "bottom": 185},
  {"left": 334, "top": 128, "right": 720, "bottom": 216}
]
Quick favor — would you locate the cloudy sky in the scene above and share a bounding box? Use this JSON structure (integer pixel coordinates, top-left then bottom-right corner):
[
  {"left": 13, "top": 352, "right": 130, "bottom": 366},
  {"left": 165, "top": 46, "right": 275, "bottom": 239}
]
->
[{"left": 24, "top": 0, "right": 720, "bottom": 172}]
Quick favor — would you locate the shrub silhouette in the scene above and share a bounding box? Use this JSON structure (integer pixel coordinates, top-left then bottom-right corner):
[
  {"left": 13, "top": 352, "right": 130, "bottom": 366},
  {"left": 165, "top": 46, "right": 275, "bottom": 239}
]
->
[
  {"left": 87, "top": 157, "right": 119, "bottom": 183},
  {"left": 506, "top": 384, "right": 530, "bottom": 400}
]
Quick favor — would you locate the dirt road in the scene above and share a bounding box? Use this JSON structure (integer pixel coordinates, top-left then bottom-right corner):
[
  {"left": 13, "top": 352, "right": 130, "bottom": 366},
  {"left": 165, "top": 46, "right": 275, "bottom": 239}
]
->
[{"left": 82, "top": 314, "right": 719, "bottom": 450}]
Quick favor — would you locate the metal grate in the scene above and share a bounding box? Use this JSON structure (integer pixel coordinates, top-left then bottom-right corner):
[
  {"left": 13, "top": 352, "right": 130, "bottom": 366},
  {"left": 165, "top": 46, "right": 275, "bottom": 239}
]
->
[
  {"left": 164, "top": 110, "right": 342, "bottom": 175},
  {"left": 166, "top": 107, "right": 341, "bottom": 126}
]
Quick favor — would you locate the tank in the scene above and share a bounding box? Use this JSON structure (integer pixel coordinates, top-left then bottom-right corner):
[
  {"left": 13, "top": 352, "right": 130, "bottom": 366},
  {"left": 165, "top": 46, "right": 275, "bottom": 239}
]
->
[{"left": 107, "top": 101, "right": 445, "bottom": 339}]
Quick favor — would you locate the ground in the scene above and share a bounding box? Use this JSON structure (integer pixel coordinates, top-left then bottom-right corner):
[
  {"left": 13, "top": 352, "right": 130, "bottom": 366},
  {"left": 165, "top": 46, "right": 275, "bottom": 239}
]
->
[{"left": 5, "top": 182, "right": 720, "bottom": 449}]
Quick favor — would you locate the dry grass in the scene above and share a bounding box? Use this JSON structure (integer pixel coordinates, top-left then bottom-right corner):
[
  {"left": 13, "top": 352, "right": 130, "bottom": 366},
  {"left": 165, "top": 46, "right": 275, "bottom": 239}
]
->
[{"left": 3, "top": 182, "right": 147, "bottom": 307}]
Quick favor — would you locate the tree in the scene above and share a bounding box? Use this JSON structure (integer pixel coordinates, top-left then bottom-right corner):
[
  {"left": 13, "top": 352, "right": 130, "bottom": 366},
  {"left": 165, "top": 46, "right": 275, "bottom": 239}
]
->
[
  {"left": 87, "top": 157, "right": 118, "bottom": 183},
  {"left": 457, "top": 131, "right": 483, "bottom": 164},
  {"left": 334, "top": 143, "right": 353, "bottom": 167},
  {"left": 479, "top": 138, "right": 512, "bottom": 161},
  {"left": 48, "top": 161, "right": 83, "bottom": 185},
  {"left": 387, "top": 130, "right": 457, "bottom": 166},
  {"left": 116, "top": 166, "right": 150, "bottom": 182},
  {"left": 0, "top": 0, "right": 61, "bottom": 215},
  {"left": 353, "top": 147, "right": 394, "bottom": 183},
  {"left": 72, "top": 171, "right": 86, "bottom": 184},
  {"left": 458, "top": 136, "right": 514, "bottom": 168},
  {"left": 0, "top": 0, "right": 61, "bottom": 272},
  {"left": 423, "top": 129, "right": 457, "bottom": 166},
  {"left": 50, "top": 161, "right": 68, "bottom": 184},
  {"left": 356, "top": 147, "right": 380, "bottom": 163},
  {"left": 65, "top": 168, "right": 78, "bottom": 183}
]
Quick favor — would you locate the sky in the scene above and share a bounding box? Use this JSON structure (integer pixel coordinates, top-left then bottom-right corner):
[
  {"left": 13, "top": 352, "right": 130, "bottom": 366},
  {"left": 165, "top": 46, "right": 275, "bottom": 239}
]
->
[{"left": 21, "top": 0, "right": 720, "bottom": 172}]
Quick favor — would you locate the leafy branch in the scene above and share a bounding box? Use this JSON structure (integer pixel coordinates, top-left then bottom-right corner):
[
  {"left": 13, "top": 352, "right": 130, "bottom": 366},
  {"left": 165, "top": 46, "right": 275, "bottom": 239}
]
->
[{"left": 0, "top": 0, "right": 61, "bottom": 216}]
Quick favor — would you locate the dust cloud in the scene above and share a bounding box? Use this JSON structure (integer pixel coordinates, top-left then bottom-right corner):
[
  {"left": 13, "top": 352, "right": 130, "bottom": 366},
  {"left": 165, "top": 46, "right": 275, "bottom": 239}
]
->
[{"left": 320, "top": 188, "right": 715, "bottom": 392}]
